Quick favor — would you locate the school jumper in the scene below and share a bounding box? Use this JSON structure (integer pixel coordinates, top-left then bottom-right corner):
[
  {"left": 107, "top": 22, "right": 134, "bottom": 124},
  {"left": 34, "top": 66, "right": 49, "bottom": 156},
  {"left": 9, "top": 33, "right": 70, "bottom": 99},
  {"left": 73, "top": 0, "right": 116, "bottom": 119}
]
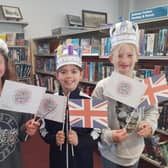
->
[
  {"left": 92, "top": 75, "right": 159, "bottom": 167},
  {"left": 40, "top": 87, "right": 98, "bottom": 168}
]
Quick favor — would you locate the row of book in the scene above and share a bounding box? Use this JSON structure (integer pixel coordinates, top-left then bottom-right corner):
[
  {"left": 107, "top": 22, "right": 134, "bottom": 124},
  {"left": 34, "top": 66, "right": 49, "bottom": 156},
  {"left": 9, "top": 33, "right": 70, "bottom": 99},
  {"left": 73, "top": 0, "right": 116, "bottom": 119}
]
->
[
  {"left": 0, "top": 32, "right": 25, "bottom": 46},
  {"left": 15, "top": 63, "right": 31, "bottom": 78},
  {"left": 36, "top": 37, "right": 111, "bottom": 58},
  {"left": 137, "top": 65, "right": 168, "bottom": 80},
  {"left": 144, "top": 135, "right": 168, "bottom": 166},
  {"left": 36, "top": 58, "right": 56, "bottom": 73},
  {"left": 34, "top": 74, "right": 59, "bottom": 93},
  {"left": 8, "top": 47, "right": 27, "bottom": 62},
  {"left": 139, "top": 28, "right": 168, "bottom": 56},
  {"left": 82, "top": 62, "right": 113, "bottom": 82},
  {"left": 37, "top": 28, "right": 168, "bottom": 58}
]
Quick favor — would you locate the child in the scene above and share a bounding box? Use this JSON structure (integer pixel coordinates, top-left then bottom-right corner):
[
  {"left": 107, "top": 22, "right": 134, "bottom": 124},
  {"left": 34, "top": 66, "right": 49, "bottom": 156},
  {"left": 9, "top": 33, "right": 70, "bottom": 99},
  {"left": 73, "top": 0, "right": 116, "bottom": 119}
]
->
[
  {"left": 0, "top": 39, "right": 40, "bottom": 168},
  {"left": 92, "top": 20, "right": 159, "bottom": 168},
  {"left": 40, "top": 44, "right": 99, "bottom": 168}
]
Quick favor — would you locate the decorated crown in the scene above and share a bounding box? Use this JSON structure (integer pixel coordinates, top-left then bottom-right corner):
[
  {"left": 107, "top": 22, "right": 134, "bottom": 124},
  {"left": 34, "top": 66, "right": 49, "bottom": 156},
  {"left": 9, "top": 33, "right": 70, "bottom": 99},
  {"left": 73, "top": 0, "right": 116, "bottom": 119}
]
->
[
  {"left": 56, "top": 44, "right": 82, "bottom": 70},
  {"left": 0, "top": 39, "right": 8, "bottom": 55},
  {"left": 110, "top": 20, "right": 139, "bottom": 50}
]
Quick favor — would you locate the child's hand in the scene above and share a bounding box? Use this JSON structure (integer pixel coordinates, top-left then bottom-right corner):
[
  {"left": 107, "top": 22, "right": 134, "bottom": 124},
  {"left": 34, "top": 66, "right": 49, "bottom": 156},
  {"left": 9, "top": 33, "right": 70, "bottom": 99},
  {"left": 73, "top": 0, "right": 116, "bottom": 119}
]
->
[
  {"left": 112, "top": 128, "right": 128, "bottom": 143},
  {"left": 137, "top": 122, "right": 152, "bottom": 137},
  {"left": 68, "top": 130, "right": 78, "bottom": 146},
  {"left": 56, "top": 130, "right": 65, "bottom": 145},
  {"left": 25, "top": 119, "right": 40, "bottom": 136}
]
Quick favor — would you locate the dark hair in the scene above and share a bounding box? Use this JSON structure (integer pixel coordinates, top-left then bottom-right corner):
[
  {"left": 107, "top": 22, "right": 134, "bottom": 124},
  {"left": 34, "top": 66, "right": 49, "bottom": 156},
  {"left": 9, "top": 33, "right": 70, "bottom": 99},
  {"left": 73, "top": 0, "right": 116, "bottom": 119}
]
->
[{"left": 0, "top": 49, "right": 17, "bottom": 86}]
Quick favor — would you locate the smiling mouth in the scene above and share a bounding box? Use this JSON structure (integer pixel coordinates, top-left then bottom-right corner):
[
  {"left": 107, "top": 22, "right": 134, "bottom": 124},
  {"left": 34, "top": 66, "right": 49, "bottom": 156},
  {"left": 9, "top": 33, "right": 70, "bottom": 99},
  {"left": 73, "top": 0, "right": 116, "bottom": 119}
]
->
[{"left": 120, "top": 65, "right": 129, "bottom": 68}]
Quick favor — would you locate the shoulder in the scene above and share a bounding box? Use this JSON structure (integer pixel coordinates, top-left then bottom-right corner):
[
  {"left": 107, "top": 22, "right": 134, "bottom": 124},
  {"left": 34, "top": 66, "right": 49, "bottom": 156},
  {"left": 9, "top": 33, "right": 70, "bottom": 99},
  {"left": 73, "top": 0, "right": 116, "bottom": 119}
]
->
[{"left": 96, "top": 76, "right": 111, "bottom": 87}]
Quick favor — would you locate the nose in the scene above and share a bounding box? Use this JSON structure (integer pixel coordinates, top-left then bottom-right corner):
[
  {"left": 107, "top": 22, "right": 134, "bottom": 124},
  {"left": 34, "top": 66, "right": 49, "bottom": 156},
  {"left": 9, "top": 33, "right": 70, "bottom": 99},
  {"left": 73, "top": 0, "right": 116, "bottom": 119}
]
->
[
  {"left": 65, "top": 71, "right": 72, "bottom": 78},
  {"left": 120, "top": 55, "right": 129, "bottom": 62}
]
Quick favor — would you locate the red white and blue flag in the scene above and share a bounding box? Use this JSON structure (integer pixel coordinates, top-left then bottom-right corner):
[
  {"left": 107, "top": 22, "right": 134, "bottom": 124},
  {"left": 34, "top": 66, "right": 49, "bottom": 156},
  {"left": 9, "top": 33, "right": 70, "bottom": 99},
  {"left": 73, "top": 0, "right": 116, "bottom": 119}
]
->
[
  {"left": 69, "top": 98, "right": 108, "bottom": 128},
  {"left": 138, "top": 74, "right": 168, "bottom": 109}
]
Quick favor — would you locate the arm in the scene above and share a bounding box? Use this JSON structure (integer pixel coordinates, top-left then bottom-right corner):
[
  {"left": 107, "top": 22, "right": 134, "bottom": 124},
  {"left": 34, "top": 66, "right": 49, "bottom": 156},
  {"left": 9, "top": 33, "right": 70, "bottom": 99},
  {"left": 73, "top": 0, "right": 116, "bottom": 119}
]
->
[
  {"left": 137, "top": 105, "right": 159, "bottom": 137},
  {"left": 100, "top": 128, "right": 128, "bottom": 145}
]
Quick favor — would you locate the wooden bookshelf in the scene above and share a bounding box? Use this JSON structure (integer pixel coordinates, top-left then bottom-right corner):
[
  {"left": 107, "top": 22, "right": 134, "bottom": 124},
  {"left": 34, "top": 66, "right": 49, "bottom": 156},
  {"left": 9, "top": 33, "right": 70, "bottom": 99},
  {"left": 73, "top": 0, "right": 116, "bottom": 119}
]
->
[
  {"left": 32, "top": 27, "right": 112, "bottom": 92},
  {"left": 0, "top": 20, "right": 32, "bottom": 83}
]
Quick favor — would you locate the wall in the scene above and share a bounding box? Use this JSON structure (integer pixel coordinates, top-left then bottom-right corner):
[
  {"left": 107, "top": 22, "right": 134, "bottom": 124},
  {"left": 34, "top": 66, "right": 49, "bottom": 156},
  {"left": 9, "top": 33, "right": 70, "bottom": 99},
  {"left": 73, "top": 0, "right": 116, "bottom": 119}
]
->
[
  {"left": 0, "top": 1, "right": 168, "bottom": 39},
  {"left": 0, "top": 0, "right": 119, "bottom": 39}
]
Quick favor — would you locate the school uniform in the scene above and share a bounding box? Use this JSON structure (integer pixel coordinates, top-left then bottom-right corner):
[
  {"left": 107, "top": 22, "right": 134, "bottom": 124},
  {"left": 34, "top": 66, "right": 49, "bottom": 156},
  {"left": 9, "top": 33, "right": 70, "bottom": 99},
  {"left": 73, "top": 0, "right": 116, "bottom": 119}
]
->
[{"left": 40, "top": 87, "right": 98, "bottom": 168}]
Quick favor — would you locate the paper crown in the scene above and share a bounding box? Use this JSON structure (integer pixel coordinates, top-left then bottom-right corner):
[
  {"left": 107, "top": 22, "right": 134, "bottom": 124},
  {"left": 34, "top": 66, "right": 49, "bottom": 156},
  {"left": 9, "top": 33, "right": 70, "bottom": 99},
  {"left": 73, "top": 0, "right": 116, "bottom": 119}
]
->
[
  {"left": 0, "top": 39, "right": 8, "bottom": 55},
  {"left": 110, "top": 20, "right": 139, "bottom": 50},
  {"left": 56, "top": 44, "right": 82, "bottom": 70}
]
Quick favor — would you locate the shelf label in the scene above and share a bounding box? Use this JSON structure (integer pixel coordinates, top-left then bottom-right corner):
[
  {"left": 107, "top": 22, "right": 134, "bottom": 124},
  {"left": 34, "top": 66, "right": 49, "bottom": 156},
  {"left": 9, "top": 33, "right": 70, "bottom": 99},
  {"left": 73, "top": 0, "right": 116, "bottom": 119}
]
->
[{"left": 129, "top": 6, "right": 168, "bottom": 22}]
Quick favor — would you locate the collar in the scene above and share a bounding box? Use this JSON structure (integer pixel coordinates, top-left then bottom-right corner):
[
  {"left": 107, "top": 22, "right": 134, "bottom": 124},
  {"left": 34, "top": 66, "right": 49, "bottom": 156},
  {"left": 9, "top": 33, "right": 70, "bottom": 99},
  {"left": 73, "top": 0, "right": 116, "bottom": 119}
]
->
[{"left": 59, "top": 87, "right": 81, "bottom": 98}]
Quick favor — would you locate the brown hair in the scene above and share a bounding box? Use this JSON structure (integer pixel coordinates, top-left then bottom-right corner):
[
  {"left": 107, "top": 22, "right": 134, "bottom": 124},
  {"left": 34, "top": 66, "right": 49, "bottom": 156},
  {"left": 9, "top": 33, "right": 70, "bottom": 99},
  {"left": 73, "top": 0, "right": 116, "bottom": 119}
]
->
[{"left": 0, "top": 49, "right": 17, "bottom": 86}]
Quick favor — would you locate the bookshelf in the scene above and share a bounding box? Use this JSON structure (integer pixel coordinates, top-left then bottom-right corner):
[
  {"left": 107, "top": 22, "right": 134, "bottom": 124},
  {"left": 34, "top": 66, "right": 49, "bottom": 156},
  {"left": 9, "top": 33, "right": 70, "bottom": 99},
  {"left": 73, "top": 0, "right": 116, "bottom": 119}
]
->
[
  {"left": 32, "top": 26, "right": 112, "bottom": 93},
  {"left": 136, "top": 18, "right": 168, "bottom": 78},
  {"left": 0, "top": 20, "right": 32, "bottom": 83},
  {"left": 136, "top": 18, "right": 168, "bottom": 168}
]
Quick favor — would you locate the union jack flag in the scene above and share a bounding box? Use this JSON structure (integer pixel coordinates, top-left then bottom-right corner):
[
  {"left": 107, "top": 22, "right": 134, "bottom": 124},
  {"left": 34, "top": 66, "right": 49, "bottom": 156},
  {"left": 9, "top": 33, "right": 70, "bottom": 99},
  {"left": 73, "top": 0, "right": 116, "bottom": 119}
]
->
[
  {"left": 138, "top": 74, "right": 168, "bottom": 109},
  {"left": 69, "top": 98, "right": 108, "bottom": 128}
]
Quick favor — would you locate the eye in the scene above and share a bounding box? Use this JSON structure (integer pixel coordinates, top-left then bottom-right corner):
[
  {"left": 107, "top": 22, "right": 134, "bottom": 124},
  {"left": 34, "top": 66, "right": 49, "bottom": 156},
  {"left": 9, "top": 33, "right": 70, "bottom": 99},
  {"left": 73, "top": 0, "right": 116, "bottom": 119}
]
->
[
  {"left": 128, "top": 54, "right": 133, "bottom": 57},
  {"left": 72, "top": 70, "right": 78, "bottom": 74},
  {"left": 59, "top": 70, "right": 66, "bottom": 74}
]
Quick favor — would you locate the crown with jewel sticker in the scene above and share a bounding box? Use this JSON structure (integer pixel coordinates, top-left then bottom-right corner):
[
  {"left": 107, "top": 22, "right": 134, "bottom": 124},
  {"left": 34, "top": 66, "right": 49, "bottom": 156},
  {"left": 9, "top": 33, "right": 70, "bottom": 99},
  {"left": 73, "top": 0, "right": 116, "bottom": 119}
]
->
[
  {"left": 110, "top": 20, "right": 139, "bottom": 50},
  {"left": 0, "top": 39, "right": 8, "bottom": 55},
  {"left": 56, "top": 44, "right": 82, "bottom": 70}
]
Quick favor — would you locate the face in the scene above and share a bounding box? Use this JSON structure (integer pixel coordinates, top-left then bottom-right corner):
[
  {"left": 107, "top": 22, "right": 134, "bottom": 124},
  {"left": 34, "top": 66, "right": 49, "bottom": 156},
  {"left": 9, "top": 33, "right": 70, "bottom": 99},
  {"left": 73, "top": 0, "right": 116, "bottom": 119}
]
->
[
  {"left": 110, "top": 44, "right": 138, "bottom": 77},
  {"left": 0, "top": 54, "right": 6, "bottom": 79},
  {"left": 56, "top": 65, "right": 83, "bottom": 95}
]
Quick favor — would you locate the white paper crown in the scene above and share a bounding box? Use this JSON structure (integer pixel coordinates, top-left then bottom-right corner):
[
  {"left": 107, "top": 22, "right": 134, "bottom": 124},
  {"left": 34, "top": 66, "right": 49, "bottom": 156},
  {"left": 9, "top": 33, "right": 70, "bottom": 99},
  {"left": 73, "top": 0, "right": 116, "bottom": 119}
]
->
[
  {"left": 0, "top": 39, "right": 8, "bottom": 55},
  {"left": 56, "top": 44, "right": 82, "bottom": 70},
  {"left": 110, "top": 20, "right": 139, "bottom": 50}
]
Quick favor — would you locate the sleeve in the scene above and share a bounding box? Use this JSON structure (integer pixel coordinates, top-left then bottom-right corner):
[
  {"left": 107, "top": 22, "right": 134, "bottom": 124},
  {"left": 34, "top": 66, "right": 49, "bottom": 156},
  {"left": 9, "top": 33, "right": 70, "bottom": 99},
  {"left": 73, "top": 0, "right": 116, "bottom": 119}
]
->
[
  {"left": 91, "top": 79, "right": 106, "bottom": 99},
  {"left": 39, "top": 119, "right": 62, "bottom": 145},
  {"left": 100, "top": 128, "right": 114, "bottom": 145},
  {"left": 141, "top": 105, "right": 159, "bottom": 135},
  {"left": 92, "top": 78, "right": 115, "bottom": 145}
]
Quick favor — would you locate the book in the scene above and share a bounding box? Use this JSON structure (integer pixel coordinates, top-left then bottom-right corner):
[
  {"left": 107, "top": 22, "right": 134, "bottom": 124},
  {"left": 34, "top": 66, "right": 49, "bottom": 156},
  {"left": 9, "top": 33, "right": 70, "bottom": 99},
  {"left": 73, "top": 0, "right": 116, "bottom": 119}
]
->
[
  {"left": 153, "top": 65, "right": 161, "bottom": 75},
  {"left": 37, "top": 42, "right": 50, "bottom": 55},
  {"left": 100, "top": 37, "right": 111, "bottom": 58},
  {"left": 6, "top": 32, "right": 16, "bottom": 46},
  {"left": 146, "top": 33, "right": 155, "bottom": 56},
  {"left": 139, "top": 29, "right": 145, "bottom": 56},
  {"left": 91, "top": 38, "right": 100, "bottom": 55},
  {"left": 15, "top": 33, "right": 25, "bottom": 45},
  {"left": 0, "top": 32, "right": 6, "bottom": 41},
  {"left": 157, "top": 29, "right": 167, "bottom": 56},
  {"left": 81, "top": 38, "right": 91, "bottom": 55}
]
